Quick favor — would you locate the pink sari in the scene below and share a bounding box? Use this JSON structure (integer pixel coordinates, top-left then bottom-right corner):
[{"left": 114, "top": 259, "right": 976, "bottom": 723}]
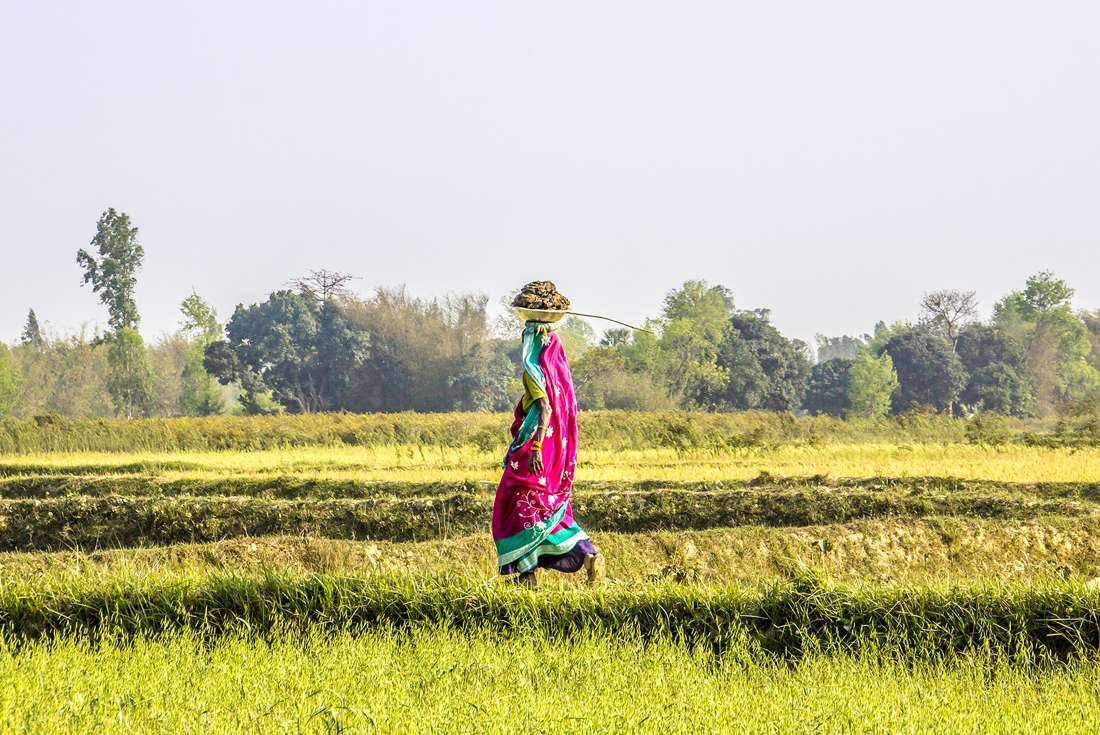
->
[{"left": 492, "top": 324, "right": 596, "bottom": 574}]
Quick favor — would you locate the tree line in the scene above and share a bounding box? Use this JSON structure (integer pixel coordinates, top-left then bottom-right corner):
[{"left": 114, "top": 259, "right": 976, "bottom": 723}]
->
[{"left": 2, "top": 208, "right": 1100, "bottom": 419}]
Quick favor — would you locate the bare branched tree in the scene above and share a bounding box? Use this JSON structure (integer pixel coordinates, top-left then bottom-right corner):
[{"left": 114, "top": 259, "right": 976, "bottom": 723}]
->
[
  {"left": 920, "top": 289, "right": 979, "bottom": 350},
  {"left": 288, "top": 270, "right": 358, "bottom": 301}
]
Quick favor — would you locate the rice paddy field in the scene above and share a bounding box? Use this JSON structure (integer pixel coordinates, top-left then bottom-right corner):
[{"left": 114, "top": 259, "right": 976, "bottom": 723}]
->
[{"left": 2, "top": 411, "right": 1100, "bottom": 733}]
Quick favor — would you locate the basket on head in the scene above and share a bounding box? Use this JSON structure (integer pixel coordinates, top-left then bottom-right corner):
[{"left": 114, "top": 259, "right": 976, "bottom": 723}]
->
[{"left": 515, "top": 307, "right": 569, "bottom": 323}]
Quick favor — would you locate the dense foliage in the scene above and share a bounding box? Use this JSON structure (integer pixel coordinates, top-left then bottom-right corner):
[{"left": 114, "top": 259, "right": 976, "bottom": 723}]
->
[
  {"left": 5, "top": 209, "right": 1100, "bottom": 420},
  {"left": 802, "top": 359, "right": 852, "bottom": 417},
  {"left": 205, "top": 291, "right": 369, "bottom": 414},
  {"left": 75, "top": 208, "right": 144, "bottom": 332},
  {"left": 882, "top": 331, "right": 967, "bottom": 414}
]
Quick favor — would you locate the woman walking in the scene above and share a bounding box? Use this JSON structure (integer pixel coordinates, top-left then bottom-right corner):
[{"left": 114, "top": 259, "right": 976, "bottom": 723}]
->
[{"left": 492, "top": 282, "right": 604, "bottom": 589}]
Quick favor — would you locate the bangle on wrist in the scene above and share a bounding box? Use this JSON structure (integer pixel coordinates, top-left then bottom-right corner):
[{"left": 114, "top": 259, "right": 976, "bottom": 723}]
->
[{"left": 532, "top": 440, "right": 543, "bottom": 451}]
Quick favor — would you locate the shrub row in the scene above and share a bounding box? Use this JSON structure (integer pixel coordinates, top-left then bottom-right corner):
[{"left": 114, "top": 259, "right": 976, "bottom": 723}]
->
[
  {"left": 0, "top": 489, "right": 1090, "bottom": 551},
  {"left": 0, "top": 476, "right": 492, "bottom": 499},
  {"left": 4, "top": 475, "right": 1100, "bottom": 503},
  {"left": 3, "top": 574, "right": 1099, "bottom": 661},
  {"left": 0, "top": 411, "right": 1049, "bottom": 454}
]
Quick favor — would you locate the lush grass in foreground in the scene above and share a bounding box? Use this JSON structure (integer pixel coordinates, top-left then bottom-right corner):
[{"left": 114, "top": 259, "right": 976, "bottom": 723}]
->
[
  {"left": 3, "top": 629, "right": 1098, "bottom": 734},
  {"left": 3, "top": 574, "right": 1100, "bottom": 663}
]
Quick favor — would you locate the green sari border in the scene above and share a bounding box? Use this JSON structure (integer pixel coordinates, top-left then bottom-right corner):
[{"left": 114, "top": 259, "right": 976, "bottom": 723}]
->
[
  {"left": 511, "top": 525, "right": 589, "bottom": 573},
  {"left": 495, "top": 503, "right": 569, "bottom": 566}
]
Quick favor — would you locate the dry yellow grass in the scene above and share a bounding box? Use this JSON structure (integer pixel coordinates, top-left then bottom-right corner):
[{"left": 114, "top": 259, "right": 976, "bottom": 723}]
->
[
  {"left": 4, "top": 443, "right": 1100, "bottom": 483},
  {"left": 3, "top": 518, "right": 1098, "bottom": 588}
]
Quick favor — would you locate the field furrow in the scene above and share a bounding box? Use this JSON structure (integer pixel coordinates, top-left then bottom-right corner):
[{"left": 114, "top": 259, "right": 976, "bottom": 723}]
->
[
  {"left": 0, "top": 490, "right": 1093, "bottom": 552},
  {"left": 4, "top": 475, "right": 1100, "bottom": 501}
]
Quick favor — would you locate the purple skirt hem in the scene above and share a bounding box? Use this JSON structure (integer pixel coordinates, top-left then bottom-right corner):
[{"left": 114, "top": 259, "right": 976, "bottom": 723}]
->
[{"left": 499, "top": 538, "right": 598, "bottom": 575}]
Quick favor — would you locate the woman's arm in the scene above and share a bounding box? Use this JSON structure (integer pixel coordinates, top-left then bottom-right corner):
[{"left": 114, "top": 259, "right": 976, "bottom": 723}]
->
[{"left": 529, "top": 396, "right": 552, "bottom": 474}]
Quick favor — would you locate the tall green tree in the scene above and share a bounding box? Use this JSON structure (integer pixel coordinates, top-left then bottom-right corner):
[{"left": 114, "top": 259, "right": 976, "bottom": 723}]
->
[
  {"left": 882, "top": 330, "right": 965, "bottom": 414},
  {"left": 956, "top": 324, "right": 1033, "bottom": 416},
  {"left": 846, "top": 350, "right": 898, "bottom": 418},
  {"left": 653, "top": 282, "right": 810, "bottom": 411},
  {"left": 803, "top": 358, "right": 853, "bottom": 417},
  {"left": 105, "top": 327, "right": 153, "bottom": 418},
  {"left": 716, "top": 310, "right": 811, "bottom": 411},
  {"left": 205, "top": 290, "right": 369, "bottom": 413},
  {"left": 77, "top": 208, "right": 150, "bottom": 418},
  {"left": 20, "top": 310, "right": 43, "bottom": 348},
  {"left": 1001, "top": 271, "right": 1075, "bottom": 315},
  {"left": 76, "top": 208, "right": 144, "bottom": 331},
  {"left": 178, "top": 293, "right": 225, "bottom": 415},
  {"left": 994, "top": 272, "right": 1098, "bottom": 413},
  {"left": 657, "top": 281, "right": 734, "bottom": 407},
  {"left": 0, "top": 344, "right": 19, "bottom": 416}
]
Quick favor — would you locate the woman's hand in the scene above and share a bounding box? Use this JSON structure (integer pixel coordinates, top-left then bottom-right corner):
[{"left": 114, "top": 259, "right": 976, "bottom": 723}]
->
[{"left": 529, "top": 449, "right": 544, "bottom": 475}]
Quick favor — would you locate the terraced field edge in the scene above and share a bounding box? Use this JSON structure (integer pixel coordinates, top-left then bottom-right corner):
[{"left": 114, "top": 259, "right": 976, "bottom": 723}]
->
[
  {"left": 4, "top": 475, "right": 1100, "bottom": 501},
  {"left": 3, "top": 574, "right": 1100, "bottom": 662},
  {"left": 3, "top": 411, "right": 1092, "bottom": 454},
  {"left": 3, "top": 520, "right": 1099, "bottom": 585},
  {"left": 0, "top": 488, "right": 1092, "bottom": 551}
]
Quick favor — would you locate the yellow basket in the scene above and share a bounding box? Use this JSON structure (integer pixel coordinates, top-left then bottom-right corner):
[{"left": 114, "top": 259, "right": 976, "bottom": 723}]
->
[
  {"left": 513, "top": 308, "right": 653, "bottom": 333},
  {"left": 515, "top": 307, "right": 569, "bottom": 323}
]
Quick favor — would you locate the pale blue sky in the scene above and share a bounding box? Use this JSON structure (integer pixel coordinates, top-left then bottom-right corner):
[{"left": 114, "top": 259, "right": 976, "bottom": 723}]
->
[{"left": 2, "top": 1, "right": 1097, "bottom": 349}]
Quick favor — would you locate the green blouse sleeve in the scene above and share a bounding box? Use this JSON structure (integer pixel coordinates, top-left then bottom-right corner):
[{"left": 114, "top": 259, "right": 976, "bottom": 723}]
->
[
  {"left": 521, "top": 370, "right": 547, "bottom": 412},
  {"left": 519, "top": 324, "right": 549, "bottom": 412}
]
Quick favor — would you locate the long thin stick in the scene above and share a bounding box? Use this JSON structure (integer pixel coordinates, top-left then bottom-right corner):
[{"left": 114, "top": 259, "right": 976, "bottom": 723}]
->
[{"left": 567, "top": 311, "right": 654, "bottom": 334}]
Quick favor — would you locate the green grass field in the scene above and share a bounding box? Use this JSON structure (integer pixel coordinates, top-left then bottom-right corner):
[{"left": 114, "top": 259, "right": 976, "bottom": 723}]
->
[
  {"left": 6, "top": 629, "right": 1099, "bottom": 734},
  {"left": 2, "top": 412, "right": 1100, "bottom": 732}
]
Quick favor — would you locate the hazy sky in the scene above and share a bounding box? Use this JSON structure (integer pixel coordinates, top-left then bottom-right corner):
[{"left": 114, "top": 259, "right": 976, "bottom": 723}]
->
[{"left": 2, "top": 1, "right": 1098, "bottom": 349}]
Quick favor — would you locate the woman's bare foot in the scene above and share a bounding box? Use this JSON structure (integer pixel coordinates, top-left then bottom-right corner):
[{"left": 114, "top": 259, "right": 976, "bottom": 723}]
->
[
  {"left": 516, "top": 571, "right": 538, "bottom": 590},
  {"left": 583, "top": 552, "right": 606, "bottom": 584}
]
